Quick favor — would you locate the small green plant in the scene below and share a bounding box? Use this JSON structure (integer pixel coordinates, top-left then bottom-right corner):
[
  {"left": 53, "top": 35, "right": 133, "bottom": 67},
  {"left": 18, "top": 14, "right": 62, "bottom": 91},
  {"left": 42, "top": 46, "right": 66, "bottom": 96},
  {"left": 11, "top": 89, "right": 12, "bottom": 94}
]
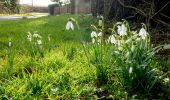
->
[
  {"left": 109, "top": 21, "right": 165, "bottom": 97},
  {"left": 3, "top": 39, "right": 16, "bottom": 77},
  {"left": 27, "top": 31, "right": 44, "bottom": 58},
  {"left": 83, "top": 17, "right": 111, "bottom": 86}
]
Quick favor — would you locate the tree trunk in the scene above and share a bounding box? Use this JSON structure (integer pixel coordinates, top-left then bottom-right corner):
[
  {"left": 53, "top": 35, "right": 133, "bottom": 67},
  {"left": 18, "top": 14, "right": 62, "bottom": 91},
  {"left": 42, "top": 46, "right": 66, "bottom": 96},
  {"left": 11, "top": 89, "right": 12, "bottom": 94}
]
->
[
  {"left": 96, "top": 0, "right": 104, "bottom": 15},
  {"left": 70, "top": 0, "right": 75, "bottom": 14},
  {"left": 91, "top": 0, "right": 97, "bottom": 16}
]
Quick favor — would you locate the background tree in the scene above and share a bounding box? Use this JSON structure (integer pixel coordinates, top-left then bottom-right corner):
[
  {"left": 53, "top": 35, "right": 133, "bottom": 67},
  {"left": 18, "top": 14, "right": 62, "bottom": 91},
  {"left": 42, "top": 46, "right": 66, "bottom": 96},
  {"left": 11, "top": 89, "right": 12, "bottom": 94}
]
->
[
  {"left": 2, "top": 0, "right": 20, "bottom": 13},
  {"left": 92, "top": 0, "right": 170, "bottom": 33},
  {"left": 70, "top": 0, "right": 75, "bottom": 14}
]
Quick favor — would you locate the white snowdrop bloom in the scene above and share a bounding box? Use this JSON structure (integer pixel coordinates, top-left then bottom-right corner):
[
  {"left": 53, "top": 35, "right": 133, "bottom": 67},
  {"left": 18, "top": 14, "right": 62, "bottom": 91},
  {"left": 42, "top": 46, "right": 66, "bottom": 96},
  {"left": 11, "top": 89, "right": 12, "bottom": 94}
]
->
[
  {"left": 37, "top": 40, "right": 42, "bottom": 45},
  {"left": 117, "top": 24, "right": 127, "bottom": 36},
  {"left": 139, "top": 28, "right": 147, "bottom": 40},
  {"left": 114, "top": 51, "right": 120, "bottom": 54},
  {"left": 108, "top": 35, "right": 116, "bottom": 44},
  {"left": 27, "top": 37, "right": 32, "bottom": 42},
  {"left": 121, "top": 24, "right": 127, "bottom": 35},
  {"left": 98, "top": 20, "right": 103, "bottom": 27},
  {"left": 163, "top": 44, "right": 170, "bottom": 49},
  {"left": 51, "top": 86, "right": 59, "bottom": 92},
  {"left": 91, "top": 31, "right": 97, "bottom": 38},
  {"left": 125, "top": 39, "right": 132, "bottom": 44},
  {"left": 97, "top": 38, "right": 102, "bottom": 43},
  {"left": 125, "top": 52, "right": 130, "bottom": 58},
  {"left": 118, "top": 47, "right": 123, "bottom": 51},
  {"left": 117, "top": 25, "right": 121, "bottom": 34},
  {"left": 98, "top": 32, "right": 103, "bottom": 37},
  {"left": 129, "top": 67, "right": 133, "bottom": 74},
  {"left": 92, "top": 38, "right": 95, "bottom": 43},
  {"left": 116, "top": 22, "right": 122, "bottom": 25},
  {"left": 33, "top": 33, "right": 42, "bottom": 38},
  {"left": 9, "top": 42, "right": 12, "bottom": 47},
  {"left": 27, "top": 32, "right": 32, "bottom": 42},
  {"left": 97, "top": 15, "right": 100, "bottom": 19},
  {"left": 163, "top": 78, "right": 169, "bottom": 83},
  {"left": 132, "top": 31, "right": 137, "bottom": 35},
  {"left": 66, "top": 21, "right": 74, "bottom": 30},
  {"left": 117, "top": 40, "right": 121, "bottom": 46},
  {"left": 136, "top": 37, "right": 142, "bottom": 42},
  {"left": 131, "top": 45, "right": 135, "bottom": 52}
]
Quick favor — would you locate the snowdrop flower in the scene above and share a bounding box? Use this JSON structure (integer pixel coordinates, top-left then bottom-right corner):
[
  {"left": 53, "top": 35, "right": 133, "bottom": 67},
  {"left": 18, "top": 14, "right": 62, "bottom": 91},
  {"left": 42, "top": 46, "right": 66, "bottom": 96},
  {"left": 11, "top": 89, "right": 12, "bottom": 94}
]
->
[
  {"left": 164, "top": 44, "right": 170, "bottom": 49},
  {"left": 37, "top": 40, "right": 42, "bottom": 45},
  {"left": 125, "top": 52, "right": 130, "bottom": 58},
  {"left": 136, "top": 37, "right": 142, "bottom": 42},
  {"left": 97, "top": 15, "right": 100, "bottom": 19},
  {"left": 114, "top": 51, "right": 120, "bottom": 54},
  {"left": 91, "top": 31, "right": 97, "bottom": 38},
  {"left": 33, "top": 33, "right": 42, "bottom": 38},
  {"left": 98, "top": 32, "right": 103, "bottom": 37},
  {"left": 9, "top": 39, "right": 12, "bottom": 47},
  {"left": 99, "top": 19, "right": 103, "bottom": 27},
  {"left": 108, "top": 35, "right": 116, "bottom": 44},
  {"left": 92, "top": 38, "right": 95, "bottom": 43},
  {"left": 117, "top": 40, "right": 121, "bottom": 46},
  {"left": 116, "top": 22, "right": 122, "bottom": 25},
  {"left": 9, "top": 42, "right": 12, "bottom": 47},
  {"left": 129, "top": 67, "right": 133, "bottom": 74},
  {"left": 117, "top": 24, "right": 127, "bottom": 36},
  {"left": 51, "top": 86, "right": 59, "bottom": 92},
  {"left": 125, "top": 39, "right": 132, "bottom": 44},
  {"left": 163, "top": 78, "right": 169, "bottom": 83},
  {"left": 132, "top": 31, "right": 137, "bottom": 35},
  {"left": 131, "top": 45, "right": 135, "bottom": 52},
  {"left": 66, "top": 20, "right": 74, "bottom": 30},
  {"left": 139, "top": 28, "right": 147, "bottom": 40},
  {"left": 97, "top": 38, "right": 102, "bottom": 43},
  {"left": 118, "top": 47, "right": 123, "bottom": 51},
  {"left": 27, "top": 32, "right": 32, "bottom": 42}
]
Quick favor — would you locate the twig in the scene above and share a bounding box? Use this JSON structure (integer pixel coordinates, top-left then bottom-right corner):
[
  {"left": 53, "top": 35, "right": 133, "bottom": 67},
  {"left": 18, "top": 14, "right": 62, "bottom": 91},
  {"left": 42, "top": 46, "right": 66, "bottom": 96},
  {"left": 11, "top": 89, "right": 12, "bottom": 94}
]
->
[
  {"left": 160, "top": 13, "right": 170, "bottom": 19},
  {"left": 142, "top": 0, "right": 151, "bottom": 5},
  {"left": 116, "top": 0, "right": 147, "bottom": 17},
  {"left": 151, "top": 1, "right": 170, "bottom": 18},
  {"left": 153, "top": 19, "right": 170, "bottom": 27}
]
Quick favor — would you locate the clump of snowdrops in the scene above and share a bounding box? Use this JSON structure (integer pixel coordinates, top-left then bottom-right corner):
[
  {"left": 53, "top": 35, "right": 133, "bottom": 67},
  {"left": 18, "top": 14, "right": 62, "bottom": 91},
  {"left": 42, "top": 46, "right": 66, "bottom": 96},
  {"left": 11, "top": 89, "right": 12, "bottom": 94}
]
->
[
  {"left": 83, "top": 18, "right": 168, "bottom": 97},
  {"left": 27, "top": 31, "right": 44, "bottom": 58}
]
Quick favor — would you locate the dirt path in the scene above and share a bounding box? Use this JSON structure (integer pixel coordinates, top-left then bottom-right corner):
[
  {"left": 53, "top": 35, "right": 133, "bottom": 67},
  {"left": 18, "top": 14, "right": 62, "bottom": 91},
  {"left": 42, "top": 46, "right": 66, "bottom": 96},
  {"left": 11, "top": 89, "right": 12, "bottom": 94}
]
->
[{"left": 0, "top": 13, "right": 49, "bottom": 20}]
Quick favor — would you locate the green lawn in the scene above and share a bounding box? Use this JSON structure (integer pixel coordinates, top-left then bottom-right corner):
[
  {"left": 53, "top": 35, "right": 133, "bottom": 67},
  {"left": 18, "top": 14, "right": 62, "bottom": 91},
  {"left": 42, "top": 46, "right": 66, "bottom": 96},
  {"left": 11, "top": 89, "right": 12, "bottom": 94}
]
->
[
  {"left": 0, "top": 14, "right": 169, "bottom": 99},
  {"left": 0, "top": 15, "right": 95, "bottom": 58},
  {"left": 0, "top": 15, "right": 97, "bottom": 99},
  {"left": 0, "top": 14, "right": 92, "bottom": 50}
]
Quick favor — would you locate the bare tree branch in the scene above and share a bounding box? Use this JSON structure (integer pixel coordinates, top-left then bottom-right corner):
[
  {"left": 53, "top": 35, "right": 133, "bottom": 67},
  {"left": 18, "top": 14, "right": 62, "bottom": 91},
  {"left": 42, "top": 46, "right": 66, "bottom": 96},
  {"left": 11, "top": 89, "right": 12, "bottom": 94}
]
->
[
  {"left": 151, "top": 1, "right": 170, "bottom": 18},
  {"left": 154, "top": 19, "right": 170, "bottom": 27},
  {"left": 116, "top": 0, "right": 147, "bottom": 17},
  {"left": 160, "top": 13, "right": 170, "bottom": 19}
]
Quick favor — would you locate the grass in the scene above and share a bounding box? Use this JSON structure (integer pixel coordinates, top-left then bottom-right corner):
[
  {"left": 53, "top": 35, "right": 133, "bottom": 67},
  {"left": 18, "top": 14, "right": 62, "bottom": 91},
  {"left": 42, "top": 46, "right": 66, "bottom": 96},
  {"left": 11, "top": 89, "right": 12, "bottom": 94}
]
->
[
  {"left": 0, "top": 14, "right": 97, "bottom": 99},
  {"left": 0, "top": 14, "right": 92, "bottom": 55},
  {"left": 0, "top": 14, "right": 169, "bottom": 99}
]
